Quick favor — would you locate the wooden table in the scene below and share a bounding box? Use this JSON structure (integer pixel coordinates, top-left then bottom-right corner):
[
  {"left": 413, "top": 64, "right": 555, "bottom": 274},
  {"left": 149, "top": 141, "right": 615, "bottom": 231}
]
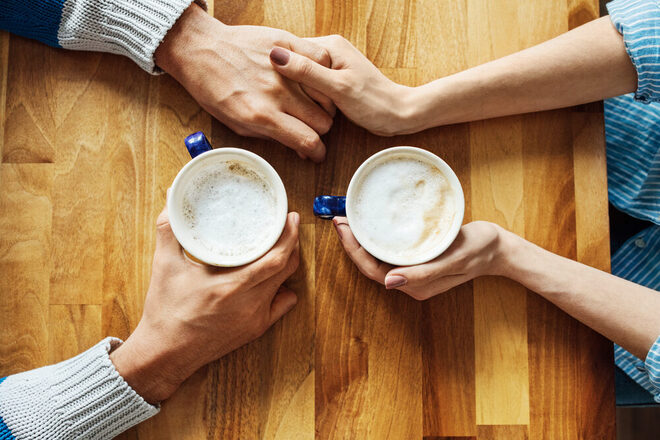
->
[{"left": 0, "top": 0, "right": 615, "bottom": 438}]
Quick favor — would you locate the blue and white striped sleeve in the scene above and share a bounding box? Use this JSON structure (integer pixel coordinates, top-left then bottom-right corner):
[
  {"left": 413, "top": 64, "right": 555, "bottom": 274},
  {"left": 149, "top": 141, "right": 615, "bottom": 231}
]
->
[
  {"left": 608, "top": 0, "right": 660, "bottom": 103},
  {"left": 0, "top": 0, "right": 206, "bottom": 73},
  {"left": 0, "top": 338, "right": 159, "bottom": 439},
  {"left": 645, "top": 337, "right": 660, "bottom": 401}
]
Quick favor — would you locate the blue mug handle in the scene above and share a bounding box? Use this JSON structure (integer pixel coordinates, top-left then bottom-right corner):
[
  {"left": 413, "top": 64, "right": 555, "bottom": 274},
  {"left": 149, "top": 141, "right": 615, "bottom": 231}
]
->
[
  {"left": 185, "top": 131, "right": 213, "bottom": 158},
  {"left": 313, "top": 196, "right": 346, "bottom": 219}
]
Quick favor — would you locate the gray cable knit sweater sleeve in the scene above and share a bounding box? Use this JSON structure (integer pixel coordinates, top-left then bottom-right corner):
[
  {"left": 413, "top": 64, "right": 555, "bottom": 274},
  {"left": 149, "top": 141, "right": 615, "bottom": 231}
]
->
[
  {"left": 59, "top": 0, "right": 208, "bottom": 72},
  {"left": 0, "top": 0, "right": 207, "bottom": 73},
  {"left": 0, "top": 338, "right": 160, "bottom": 439}
]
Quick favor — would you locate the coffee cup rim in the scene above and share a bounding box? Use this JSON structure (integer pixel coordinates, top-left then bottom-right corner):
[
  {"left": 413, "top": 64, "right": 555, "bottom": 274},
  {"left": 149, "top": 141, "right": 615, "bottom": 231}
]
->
[
  {"left": 345, "top": 146, "right": 465, "bottom": 266},
  {"left": 168, "top": 148, "right": 288, "bottom": 267}
]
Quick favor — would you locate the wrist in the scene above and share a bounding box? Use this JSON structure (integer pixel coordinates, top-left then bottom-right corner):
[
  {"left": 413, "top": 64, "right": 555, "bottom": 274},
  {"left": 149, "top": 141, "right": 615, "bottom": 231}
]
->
[
  {"left": 400, "top": 81, "right": 461, "bottom": 133},
  {"left": 493, "top": 228, "right": 561, "bottom": 295},
  {"left": 154, "top": 3, "right": 221, "bottom": 78},
  {"left": 109, "top": 323, "right": 191, "bottom": 403},
  {"left": 389, "top": 84, "right": 422, "bottom": 134},
  {"left": 406, "top": 74, "right": 485, "bottom": 130},
  {"left": 491, "top": 226, "right": 528, "bottom": 280}
]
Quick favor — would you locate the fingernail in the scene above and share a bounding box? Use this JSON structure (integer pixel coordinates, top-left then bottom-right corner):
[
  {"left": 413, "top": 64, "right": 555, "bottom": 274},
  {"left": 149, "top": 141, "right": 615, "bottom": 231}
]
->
[
  {"left": 333, "top": 221, "right": 345, "bottom": 241},
  {"left": 270, "top": 47, "right": 290, "bottom": 66},
  {"left": 292, "top": 212, "right": 300, "bottom": 226},
  {"left": 385, "top": 275, "right": 407, "bottom": 289}
]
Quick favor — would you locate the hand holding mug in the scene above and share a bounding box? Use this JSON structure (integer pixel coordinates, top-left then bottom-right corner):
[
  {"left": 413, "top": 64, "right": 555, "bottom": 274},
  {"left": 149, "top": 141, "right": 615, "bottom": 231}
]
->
[
  {"left": 315, "top": 147, "right": 472, "bottom": 301},
  {"left": 109, "top": 207, "right": 300, "bottom": 404},
  {"left": 110, "top": 133, "right": 301, "bottom": 404},
  {"left": 333, "top": 219, "right": 508, "bottom": 300}
]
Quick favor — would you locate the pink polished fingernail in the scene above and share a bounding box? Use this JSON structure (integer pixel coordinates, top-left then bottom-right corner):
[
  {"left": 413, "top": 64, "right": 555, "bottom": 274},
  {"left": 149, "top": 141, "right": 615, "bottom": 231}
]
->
[
  {"left": 270, "top": 47, "right": 290, "bottom": 66},
  {"left": 385, "top": 275, "right": 407, "bottom": 289}
]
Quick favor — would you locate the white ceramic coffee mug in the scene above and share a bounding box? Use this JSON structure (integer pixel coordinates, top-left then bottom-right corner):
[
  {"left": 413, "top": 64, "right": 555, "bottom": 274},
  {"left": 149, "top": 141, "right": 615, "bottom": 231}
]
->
[
  {"left": 314, "top": 147, "right": 465, "bottom": 266},
  {"left": 168, "top": 132, "right": 288, "bottom": 267}
]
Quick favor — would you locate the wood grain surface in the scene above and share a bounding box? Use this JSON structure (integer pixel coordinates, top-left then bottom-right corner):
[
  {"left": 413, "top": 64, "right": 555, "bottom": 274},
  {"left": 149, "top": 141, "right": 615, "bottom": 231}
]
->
[{"left": 0, "top": 0, "right": 614, "bottom": 438}]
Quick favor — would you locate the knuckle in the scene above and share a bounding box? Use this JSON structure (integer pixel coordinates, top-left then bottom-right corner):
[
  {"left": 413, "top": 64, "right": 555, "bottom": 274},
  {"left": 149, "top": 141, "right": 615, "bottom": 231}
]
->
[
  {"left": 233, "top": 126, "right": 252, "bottom": 137},
  {"left": 334, "top": 74, "right": 353, "bottom": 94},
  {"left": 413, "top": 268, "right": 432, "bottom": 284},
  {"left": 318, "top": 115, "right": 333, "bottom": 134},
  {"left": 153, "top": 253, "right": 179, "bottom": 274},
  {"left": 155, "top": 219, "right": 172, "bottom": 235},
  {"left": 372, "top": 125, "right": 397, "bottom": 137},
  {"left": 329, "top": 34, "right": 346, "bottom": 47},
  {"left": 275, "top": 254, "right": 289, "bottom": 272},
  {"left": 297, "top": 58, "right": 315, "bottom": 77},
  {"left": 287, "top": 251, "right": 301, "bottom": 275},
  {"left": 242, "top": 102, "right": 273, "bottom": 126},
  {"left": 299, "top": 134, "right": 321, "bottom": 153},
  {"left": 251, "top": 114, "right": 271, "bottom": 127},
  {"left": 317, "top": 47, "right": 331, "bottom": 67},
  {"left": 263, "top": 78, "right": 283, "bottom": 96},
  {"left": 472, "top": 220, "right": 494, "bottom": 234},
  {"left": 268, "top": 251, "right": 289, "bottom": 273}
]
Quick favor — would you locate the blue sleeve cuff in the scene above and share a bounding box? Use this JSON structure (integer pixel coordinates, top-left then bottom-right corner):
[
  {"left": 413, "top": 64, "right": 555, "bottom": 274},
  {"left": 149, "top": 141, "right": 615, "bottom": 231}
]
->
[
  {"left": 0, "top": 377, "right": 14, "bottom": 440},
  {"left": 608, "top": 0, "right": 660, "bottom": 103},
  {"left": 0, "top": 0, "right": 65, "bottom": 48},
  {"left": 644, "top": 334, "right": 660, "bottom": 402}
]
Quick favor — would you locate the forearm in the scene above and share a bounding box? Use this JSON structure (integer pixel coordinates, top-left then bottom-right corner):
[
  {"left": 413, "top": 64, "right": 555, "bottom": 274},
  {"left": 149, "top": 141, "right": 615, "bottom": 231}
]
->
[
  {"left": 404, "top": 17, "right": 636, "bottom": 131},
  {"left": 498, "top": 230, "right": 660, "bottom": 359}
]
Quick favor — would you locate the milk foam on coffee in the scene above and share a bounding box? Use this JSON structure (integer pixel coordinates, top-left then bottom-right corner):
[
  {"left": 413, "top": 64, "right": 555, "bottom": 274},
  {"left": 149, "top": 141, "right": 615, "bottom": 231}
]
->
[
  {"left": 182, "top": 160, "right": 277, "bottom": 258},
  {"left": 352, "top": 154, "right": 455, "bottom": 261}
]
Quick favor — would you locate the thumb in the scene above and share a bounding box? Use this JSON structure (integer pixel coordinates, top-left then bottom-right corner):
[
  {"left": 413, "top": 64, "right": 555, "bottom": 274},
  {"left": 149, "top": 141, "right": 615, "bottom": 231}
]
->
[
  {"left": 270, "top": 47, "right": 339, "bottom": 95},
  {"left": 155, "top": 202, "right": 182, "bottom": 255}
]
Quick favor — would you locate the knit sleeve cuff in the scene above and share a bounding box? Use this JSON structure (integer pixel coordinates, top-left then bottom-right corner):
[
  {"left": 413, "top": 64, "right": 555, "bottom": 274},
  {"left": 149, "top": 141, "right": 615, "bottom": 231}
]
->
[
  {"left": 0, "top": 337, "right": 159, "bottom": 439},
  {"left": 57, "top": 0, "right": 208, "bottom": 74}
]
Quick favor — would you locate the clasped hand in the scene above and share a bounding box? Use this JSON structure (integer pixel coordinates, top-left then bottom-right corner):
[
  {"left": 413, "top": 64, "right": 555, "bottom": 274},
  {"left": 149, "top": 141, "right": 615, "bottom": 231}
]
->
[{"left": 155, "top": 4, "right": 335, "bottom": 162}]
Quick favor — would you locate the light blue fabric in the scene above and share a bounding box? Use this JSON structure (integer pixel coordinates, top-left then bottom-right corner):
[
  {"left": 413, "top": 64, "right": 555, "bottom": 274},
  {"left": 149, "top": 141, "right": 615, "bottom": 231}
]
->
[
  {"left": 606, "top": 0, "right": 660, "bottom": 402},
  {"left": 0, "top": 0, "right": 65, "bottom": 47},
  {"left": 612, "top": 227, "right": 660, "bottom": 401}
]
